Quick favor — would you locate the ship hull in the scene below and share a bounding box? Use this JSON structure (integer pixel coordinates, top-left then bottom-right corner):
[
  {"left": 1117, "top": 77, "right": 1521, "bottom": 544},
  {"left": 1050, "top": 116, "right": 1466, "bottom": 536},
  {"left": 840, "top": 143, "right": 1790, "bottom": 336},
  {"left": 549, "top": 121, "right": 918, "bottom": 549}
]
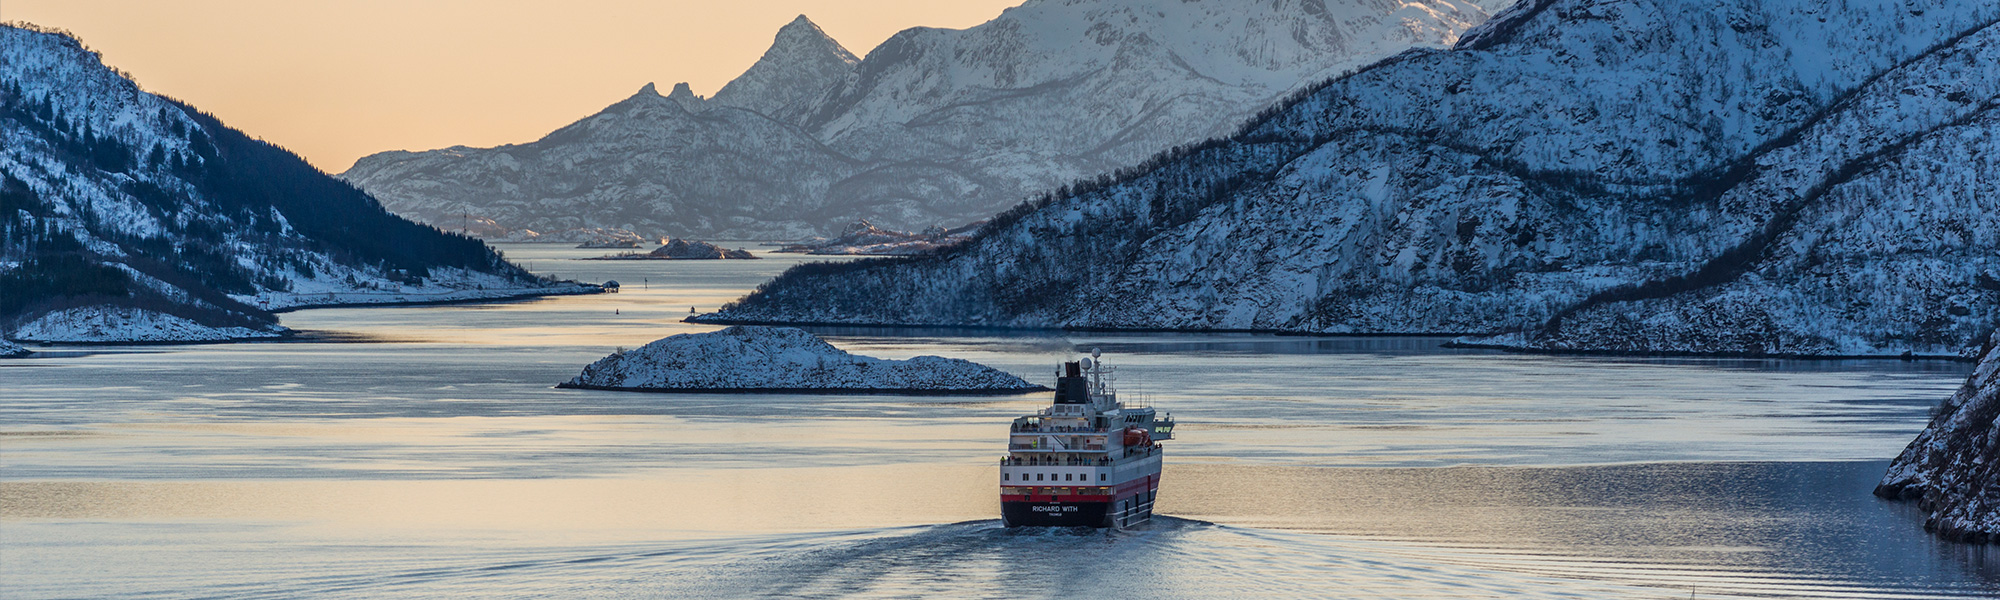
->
[{"left": 1001, "top": 500, "right": 1112, "bottom": 527}]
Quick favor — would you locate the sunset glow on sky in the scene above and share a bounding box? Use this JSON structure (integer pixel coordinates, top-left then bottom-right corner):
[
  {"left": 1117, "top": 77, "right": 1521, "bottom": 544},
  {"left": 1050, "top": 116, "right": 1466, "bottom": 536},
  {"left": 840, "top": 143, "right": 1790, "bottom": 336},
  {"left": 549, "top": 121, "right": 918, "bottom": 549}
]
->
[{"left": 1, "top": 0, "right": 1022, "bottom": 171}]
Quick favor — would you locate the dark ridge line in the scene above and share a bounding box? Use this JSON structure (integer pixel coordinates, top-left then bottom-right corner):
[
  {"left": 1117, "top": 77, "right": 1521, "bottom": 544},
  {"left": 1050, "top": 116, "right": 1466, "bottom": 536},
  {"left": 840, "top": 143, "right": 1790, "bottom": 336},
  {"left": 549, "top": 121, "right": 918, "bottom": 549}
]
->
[
  {"left": 553, "top": 382, "right": 1051, "bottom": 396},
  {"left": 1539, "top": 98, "right": 2000, "bottom": 335},
  {"left": 1452, "top": 0, "right": 1561, "bottom": 51}
]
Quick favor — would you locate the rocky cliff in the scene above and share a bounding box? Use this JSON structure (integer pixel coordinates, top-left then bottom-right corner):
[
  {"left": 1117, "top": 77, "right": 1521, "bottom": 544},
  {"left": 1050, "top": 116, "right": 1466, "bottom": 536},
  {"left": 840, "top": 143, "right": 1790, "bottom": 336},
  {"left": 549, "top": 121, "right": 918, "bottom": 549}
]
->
[{"left": 1878, "top": 331, "right": 2000, "bottom": 543}]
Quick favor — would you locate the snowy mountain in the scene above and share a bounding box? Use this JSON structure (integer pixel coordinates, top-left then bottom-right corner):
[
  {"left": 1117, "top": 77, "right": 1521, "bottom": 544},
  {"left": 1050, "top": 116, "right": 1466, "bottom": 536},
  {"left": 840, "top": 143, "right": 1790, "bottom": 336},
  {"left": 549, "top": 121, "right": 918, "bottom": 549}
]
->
[
  {"left": 699, "top": 0, "right": 2000, "bottom": 359},
  {"left": 341, "top": 0, "right": 1493, "bottom": 239},
  {"left": 1878, "top": 331, "right": 2000, "bottom": 543},
  {"left": 0, "top": 24, "right": 584, "bottom": 342},
  {"left": 343, "top": 82, "right": 855, "bottom": 240},
  {"left": 559, "top": 326, "right": 1044, "bottom": 393},
  {"left": 710, "top": 15, "right": 860, "bottom": 122}
]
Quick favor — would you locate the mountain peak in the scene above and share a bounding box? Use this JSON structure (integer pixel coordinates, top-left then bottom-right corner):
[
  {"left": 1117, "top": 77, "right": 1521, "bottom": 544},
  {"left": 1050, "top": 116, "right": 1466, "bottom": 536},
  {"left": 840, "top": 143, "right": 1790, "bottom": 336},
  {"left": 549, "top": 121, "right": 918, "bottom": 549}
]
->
[
  {"left": 666, "top": 82, "right": 706, "bottom": 111},
  {"left": 710, "top": 14, "right": 860, "bottom": 120},
  {"left": 636, "top": 82, "right": 660, "bottom": 96}
]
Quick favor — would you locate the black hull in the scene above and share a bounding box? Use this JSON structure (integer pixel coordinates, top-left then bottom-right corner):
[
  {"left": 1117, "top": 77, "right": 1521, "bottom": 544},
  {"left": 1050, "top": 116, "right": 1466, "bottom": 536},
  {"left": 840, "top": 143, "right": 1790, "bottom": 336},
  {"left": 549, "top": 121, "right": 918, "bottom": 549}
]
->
[{"left": 1002, "top": 500, "right": 1111, "bottom": 527}]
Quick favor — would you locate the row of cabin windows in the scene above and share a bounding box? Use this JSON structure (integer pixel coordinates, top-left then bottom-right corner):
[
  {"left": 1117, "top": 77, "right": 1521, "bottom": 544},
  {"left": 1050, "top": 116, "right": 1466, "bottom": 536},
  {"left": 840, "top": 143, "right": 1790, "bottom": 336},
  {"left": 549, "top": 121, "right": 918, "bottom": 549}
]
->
[{"left": 1003, "top": 472, "right": 1107, "bottom": 482}]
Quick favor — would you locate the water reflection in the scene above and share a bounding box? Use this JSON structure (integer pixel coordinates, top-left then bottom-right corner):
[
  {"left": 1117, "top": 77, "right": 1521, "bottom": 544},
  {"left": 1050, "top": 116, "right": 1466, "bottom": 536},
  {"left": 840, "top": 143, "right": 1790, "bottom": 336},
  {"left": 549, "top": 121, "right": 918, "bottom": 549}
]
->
[{"left": 0, "top": 243, "right": 1989, "bottom": 599}]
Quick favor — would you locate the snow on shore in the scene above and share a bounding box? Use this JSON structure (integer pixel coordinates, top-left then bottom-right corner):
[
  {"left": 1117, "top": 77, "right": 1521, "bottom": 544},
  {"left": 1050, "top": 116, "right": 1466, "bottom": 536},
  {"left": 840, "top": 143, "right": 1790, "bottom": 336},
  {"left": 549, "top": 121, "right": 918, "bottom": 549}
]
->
[
  {"left": 10, "top": 307, "right": 287, "bottom": 343},
  {"left": 0, "top": 338, "right": 28, "bottom": 357},
  {"left": 237, "top": 267, "right": 599, "bottom": 311},
  {"left": 561, "top": 326, "right": 1045, "bottom": 393},
  {"left": 1877, "top": 331, "right": 2000, "bottom": 543}
]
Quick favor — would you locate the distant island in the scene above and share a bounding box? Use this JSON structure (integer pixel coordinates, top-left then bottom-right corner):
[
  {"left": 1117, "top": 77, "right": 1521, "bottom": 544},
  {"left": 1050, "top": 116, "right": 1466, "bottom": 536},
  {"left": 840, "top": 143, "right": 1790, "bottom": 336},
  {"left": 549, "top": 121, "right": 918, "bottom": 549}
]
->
[
  {"left": 590, "top": 239, "right": 757, "bottom": 260},
  {"left": 559, "top": 326, "right": 1045, "bottom": 394}
]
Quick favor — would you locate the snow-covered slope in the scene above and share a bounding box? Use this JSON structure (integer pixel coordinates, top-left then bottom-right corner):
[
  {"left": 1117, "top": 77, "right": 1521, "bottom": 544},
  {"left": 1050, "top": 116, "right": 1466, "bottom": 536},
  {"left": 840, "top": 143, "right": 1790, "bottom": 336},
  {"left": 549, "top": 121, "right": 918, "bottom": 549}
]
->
[
  {"left": 342, "top": 0, "right": 1491, "bottom": 238},
  {"left": 0, "top": 24, "right": 578, "bottom": 342},
  {"left": 1877, "top": 331, "right": 2000, "bottom": 543},
  {"left": 560, "top": 326, "right": 1044, "bottom": 393},
  {"left": 701, "top": 0, "right": 2000, "bottom": 358},
  {"left": 0, "top": 338, "right": 28, "bottom": 357}
]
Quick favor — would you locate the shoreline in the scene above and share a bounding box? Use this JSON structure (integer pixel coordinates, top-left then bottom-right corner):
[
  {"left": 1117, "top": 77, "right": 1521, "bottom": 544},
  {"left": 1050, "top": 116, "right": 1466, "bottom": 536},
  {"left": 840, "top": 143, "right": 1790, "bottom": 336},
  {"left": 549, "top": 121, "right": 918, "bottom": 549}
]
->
[
  {"left": 554, "top": 382, "right": 1052, "bottom": 395},
  {"left": 687, "top": 315, "right": 1980, "bottom": 363},
  {"left": 6, "top": 286, "right": 603, "bottom": 349},
  {"left": 266, "top": 284, "right": 602, "bottom": 314}
]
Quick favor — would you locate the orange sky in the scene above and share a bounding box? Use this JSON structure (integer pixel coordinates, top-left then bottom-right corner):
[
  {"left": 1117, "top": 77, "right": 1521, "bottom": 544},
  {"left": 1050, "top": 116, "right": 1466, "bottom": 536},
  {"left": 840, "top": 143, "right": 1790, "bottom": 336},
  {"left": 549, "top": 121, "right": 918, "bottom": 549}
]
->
[{"left": 2, "top": 0, "right": 1022, "bottom": 172}]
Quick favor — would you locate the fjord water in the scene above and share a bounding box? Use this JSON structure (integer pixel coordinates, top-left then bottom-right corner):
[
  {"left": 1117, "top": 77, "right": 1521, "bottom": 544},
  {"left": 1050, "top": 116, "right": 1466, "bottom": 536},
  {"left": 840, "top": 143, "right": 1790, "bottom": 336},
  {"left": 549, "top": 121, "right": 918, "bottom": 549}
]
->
[{"left": 2, "top": 243, "right": 1995, "bottom": 599}]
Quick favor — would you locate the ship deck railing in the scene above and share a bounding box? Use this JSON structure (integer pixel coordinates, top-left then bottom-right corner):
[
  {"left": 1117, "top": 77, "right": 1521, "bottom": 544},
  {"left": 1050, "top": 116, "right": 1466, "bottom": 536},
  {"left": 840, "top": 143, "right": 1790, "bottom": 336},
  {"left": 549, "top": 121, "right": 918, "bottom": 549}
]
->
[
  {"left": 1002, "top": 457, "right": 1114, "bottom": 466},
  {"left": 1010, "top": 425, "right": 1108, "bottom": 434},
  {"left": 1007, "top": 444, "right": 1109, "bottom": 453}
]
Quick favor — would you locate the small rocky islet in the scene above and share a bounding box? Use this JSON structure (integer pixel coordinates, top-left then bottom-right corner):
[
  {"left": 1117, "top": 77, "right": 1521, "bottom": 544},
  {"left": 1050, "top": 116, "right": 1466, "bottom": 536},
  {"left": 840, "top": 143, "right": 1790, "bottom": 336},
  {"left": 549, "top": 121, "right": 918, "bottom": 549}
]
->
[
  {"left": 559, "top": 326, "right": 1045, "bottom": 394},
  {"left": 590, "top": 239, "right": 757, "bottom": 260}
]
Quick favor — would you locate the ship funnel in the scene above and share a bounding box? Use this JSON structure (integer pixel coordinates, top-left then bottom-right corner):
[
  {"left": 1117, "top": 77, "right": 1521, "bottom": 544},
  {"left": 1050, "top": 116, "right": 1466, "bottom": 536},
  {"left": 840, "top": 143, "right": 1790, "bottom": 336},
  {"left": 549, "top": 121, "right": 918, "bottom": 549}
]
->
[{"left": 1054, "top": 361, "right": 1087, "bottom": 404}]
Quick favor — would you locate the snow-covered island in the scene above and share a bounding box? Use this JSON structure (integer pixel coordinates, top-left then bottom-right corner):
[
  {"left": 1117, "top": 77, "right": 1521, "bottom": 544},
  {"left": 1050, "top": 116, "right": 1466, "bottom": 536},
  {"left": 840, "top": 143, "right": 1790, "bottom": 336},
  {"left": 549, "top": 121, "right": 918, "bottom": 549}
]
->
[
  {"left": 1877, "top": 331, "right": 2000, "bottom": 543},
  {"left": 590, "top": 239, "right": 757, "bottom": 260},
  {"left": 0, "top": 338, "right": 29, "bottom": 357},
  {"left": 559, "top": 326, "right": 1046, "bottom": 394}
]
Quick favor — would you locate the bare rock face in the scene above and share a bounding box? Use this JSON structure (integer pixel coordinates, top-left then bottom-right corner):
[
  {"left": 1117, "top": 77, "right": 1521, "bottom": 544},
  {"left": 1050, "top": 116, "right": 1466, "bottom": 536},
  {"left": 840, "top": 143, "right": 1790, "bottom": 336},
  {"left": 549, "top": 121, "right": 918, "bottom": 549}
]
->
[
  {"left": 559, "top": 326, "right": 1044, "bottom": 393},
  {"left": 1877, "top": 331, "right": 2000, "bottom": 543}
]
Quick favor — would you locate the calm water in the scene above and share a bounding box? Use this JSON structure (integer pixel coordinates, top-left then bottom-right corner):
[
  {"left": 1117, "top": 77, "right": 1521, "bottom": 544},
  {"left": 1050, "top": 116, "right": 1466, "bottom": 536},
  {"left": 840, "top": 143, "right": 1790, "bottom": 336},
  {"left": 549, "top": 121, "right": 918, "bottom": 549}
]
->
[{"left": 2, "top": 243, "right": 1994, "bottom": 599}]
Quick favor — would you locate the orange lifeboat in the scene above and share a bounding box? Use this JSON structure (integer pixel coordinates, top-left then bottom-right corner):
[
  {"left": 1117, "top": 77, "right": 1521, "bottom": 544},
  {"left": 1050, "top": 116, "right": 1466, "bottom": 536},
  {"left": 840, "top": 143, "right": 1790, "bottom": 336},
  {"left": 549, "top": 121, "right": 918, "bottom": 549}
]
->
[{"left": 1122, "top": 427, "right": 1151, "bottom": 447}]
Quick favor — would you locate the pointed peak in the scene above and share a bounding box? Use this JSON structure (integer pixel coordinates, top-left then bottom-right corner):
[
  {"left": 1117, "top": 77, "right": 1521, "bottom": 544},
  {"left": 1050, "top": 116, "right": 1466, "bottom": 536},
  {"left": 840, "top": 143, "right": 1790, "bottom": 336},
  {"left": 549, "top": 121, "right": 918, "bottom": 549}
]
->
[
  {"left": 772, "top": 14, "right": 849, "bottom": 56},
  {"left": 636, "top": 82, "right": 660, "bottom": 97},
  {"left": 665, "top": 82, "right": 706, "bottom": 111},
  {"left": 780, "top": 14, "right": 826, "bottom": 36}
]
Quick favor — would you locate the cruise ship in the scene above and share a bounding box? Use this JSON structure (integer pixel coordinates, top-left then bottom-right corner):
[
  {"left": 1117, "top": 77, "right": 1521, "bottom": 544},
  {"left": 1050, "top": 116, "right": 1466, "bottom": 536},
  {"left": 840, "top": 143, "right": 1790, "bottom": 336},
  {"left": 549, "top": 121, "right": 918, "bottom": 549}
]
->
[{"left": 1000, "top": 350, "right": 1173, "bottom": 527}]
